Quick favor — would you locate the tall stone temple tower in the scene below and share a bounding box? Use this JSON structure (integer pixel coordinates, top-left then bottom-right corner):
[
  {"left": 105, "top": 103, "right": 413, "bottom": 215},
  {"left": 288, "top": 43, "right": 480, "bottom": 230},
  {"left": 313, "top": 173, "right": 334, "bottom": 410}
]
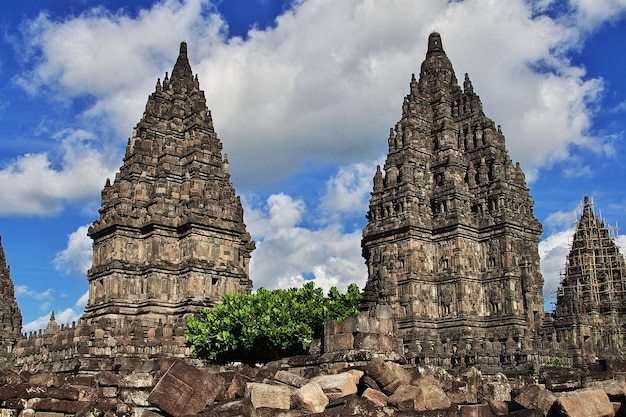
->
[
  {"left": 0, "top": 237, "right": 22, "bottom": 359},
  {"left": 84, "top": 42, "right": 255, "bottom": 326},
  {"left": 361, "top": 33, "right": 545, "bottom": 356},
  {"left": 553, "top": 196, "right": 626, "bottom": 360}
]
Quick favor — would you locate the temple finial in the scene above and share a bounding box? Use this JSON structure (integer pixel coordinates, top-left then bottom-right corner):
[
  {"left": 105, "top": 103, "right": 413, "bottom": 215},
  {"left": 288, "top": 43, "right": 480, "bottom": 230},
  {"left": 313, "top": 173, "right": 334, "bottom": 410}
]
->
[
  {"left": 171, "top": 41, "right": 194, "bottom": 87},
  {"left": 427, "top": 32, "right": 444, "bottom": 54}
]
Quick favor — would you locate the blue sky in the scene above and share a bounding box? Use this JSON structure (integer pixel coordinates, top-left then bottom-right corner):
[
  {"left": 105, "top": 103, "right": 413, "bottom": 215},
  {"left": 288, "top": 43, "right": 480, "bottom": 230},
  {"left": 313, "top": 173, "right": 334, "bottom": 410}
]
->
[{"left": 1, "top": 0, "right": 625, "bottom": 332}]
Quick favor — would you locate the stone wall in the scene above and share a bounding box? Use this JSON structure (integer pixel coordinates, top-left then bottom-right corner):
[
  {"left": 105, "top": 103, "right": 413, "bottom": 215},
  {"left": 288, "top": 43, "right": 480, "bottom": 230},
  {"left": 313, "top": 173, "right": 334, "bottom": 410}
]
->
[{"left": 10, "top": 317, "right": 189, "bottom": 374}]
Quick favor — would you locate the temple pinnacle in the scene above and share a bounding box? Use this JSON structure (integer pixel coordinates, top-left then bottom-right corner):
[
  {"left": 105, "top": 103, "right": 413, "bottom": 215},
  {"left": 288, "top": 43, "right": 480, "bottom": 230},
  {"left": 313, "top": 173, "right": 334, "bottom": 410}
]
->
[
  {"left": 171, "top": 41, "right": 194, "bottom": 87},
  {"left": 427, "top": 32, "right": 444, "bottom": 54}
]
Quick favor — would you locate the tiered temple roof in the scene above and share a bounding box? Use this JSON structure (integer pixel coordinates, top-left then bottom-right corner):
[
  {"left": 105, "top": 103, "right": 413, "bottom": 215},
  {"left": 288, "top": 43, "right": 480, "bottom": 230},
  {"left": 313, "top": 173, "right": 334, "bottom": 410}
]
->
[
  {"left": 0, "top": 236, "right": 22, "bottom": 359},
  {"left": 553, "top": 196, "right": 626, "bottom": 360},
  {"left": 361, "top": 33, "right": 545, "bottom": 364},
  {"left": 84, "top": 42, "right": 255, "bottom": 327}
]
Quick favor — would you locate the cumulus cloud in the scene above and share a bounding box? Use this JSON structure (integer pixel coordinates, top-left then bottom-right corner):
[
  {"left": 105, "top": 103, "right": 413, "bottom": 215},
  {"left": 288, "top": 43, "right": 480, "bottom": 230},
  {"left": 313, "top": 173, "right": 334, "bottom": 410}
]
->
[
  {"left": 539, "top": 229, "right": 573, "bottom": 309},
  {"left": 14, "top": 285, "right": 53, "bottom": 301},
  {"left": 52, "top": 225, "right": 92, "bottom": 277},
  {"left": 7, "top": 0, "right": 626, "bottom": 320},
  {"left": 0, "top": 129, "right": 115, "bottom": 216},
  {"left": 319, "top": 159, "right": 382, "bottom": 224},
  {"left": 13, "top": 0, "right": 619, "bottom": 192},
  {"left": 245, "top": 192, "right": 366, "bottom": 294},
  {"left": 15, "top": 0, "right": 226, "bottom": 137}
]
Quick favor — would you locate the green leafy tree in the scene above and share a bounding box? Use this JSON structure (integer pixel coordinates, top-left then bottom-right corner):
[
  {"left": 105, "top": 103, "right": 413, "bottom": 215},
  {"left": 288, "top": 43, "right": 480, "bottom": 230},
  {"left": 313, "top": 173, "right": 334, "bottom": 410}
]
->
[{"left": 186, "top": 282, "right": 361, "bottom": 363}]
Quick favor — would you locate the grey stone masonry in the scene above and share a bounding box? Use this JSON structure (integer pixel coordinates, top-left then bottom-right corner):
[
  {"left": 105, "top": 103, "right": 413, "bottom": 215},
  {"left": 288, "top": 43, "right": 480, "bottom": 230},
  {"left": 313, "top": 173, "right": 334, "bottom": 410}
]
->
[
  {"left": 552, "top": 196, "right": 626, "bottom": 363},
  {"left": 361, "top": 32, "right": 545, "bottom": 364},
  {"left": 84, "top": 42, "right": 255, "bottom": 327},
  {"left": 0, "top": 236, "right": 22, "bottom": 361}
]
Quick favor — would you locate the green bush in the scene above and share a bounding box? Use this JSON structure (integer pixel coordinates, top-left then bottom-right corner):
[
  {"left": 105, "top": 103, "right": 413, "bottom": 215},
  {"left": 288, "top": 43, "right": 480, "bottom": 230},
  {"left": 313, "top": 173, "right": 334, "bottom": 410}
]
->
[{"left": 186, "top": 282, "right": 361, "bottom": 363}]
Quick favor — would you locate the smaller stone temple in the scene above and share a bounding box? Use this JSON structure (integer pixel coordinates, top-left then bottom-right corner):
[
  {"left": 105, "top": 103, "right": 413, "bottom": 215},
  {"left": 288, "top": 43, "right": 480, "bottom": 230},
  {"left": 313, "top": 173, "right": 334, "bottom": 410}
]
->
[
  {"left": 0, "top": 237, "right": 22, "bottom": 362},
  {"left": 553, "top": 196, "right": 626, "bottom": 362},
  {"left": 84, "top": 42, "right": 255, "bottom": 327}
]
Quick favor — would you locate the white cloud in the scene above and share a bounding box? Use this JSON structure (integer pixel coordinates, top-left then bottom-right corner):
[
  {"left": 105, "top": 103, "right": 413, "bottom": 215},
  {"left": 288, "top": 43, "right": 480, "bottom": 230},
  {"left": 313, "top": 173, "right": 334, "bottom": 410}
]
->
[
  {"left": 245, "top": 192, "right": 366, "bottom": 294},
  {"left": 568, "top": 0, "right": 626, "bottom": 30},
  {"left": 52, "top": 225, "right": 92, "bottom": 277},
  {"left": 543, "top": 209, "right": 579, "bottom": 232},
  {"left": 0, "top": 129, "right": 115, "bottom": 216},
  {"left": 76, "top": 291, "right": 89, "bottom": 309},
  {"left": 539, "top": 228, "right": 574, "bottom": 310},
  {"left": 319, "top": 159, "right": 382, "bottom": 223},
  {"left": 14, "top": 285, "right": 53, "bottom": 301},
  {"left": 15, "top": 0, "right": 226, "bottom": 138},
  {"left": 13, "top": 0, "right": 621, "bottom": 192}
]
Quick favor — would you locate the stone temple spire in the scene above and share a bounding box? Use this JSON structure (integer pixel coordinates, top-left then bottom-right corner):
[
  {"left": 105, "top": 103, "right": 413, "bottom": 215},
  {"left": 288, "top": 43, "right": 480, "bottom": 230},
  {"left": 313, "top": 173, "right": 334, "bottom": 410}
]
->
[
  {"left": 361, "top": 33, "right": 544, "bottom": 364},
  {"left": 0, "top": 236, "right": 23, "bottom": 358},
  {"left": 170, "top": 41, "right": 195, "bottom": 92},
  {"left": 553, "top": 196, "right": 626, "bottom": 360},
  {"left": 85, "top": 42, "right": 255, "bottom": 327}
]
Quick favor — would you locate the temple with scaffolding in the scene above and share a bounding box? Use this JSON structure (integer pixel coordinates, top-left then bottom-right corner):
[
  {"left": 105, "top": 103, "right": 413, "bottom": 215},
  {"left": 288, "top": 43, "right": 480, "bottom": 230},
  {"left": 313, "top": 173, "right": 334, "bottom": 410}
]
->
[{"left": 552, "top": 196, "right": 626, "bottom": 364}]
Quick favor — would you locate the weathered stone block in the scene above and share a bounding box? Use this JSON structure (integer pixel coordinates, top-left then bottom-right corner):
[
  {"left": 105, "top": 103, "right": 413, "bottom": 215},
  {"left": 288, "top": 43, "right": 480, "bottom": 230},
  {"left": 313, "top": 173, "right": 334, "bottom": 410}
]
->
[
  {"left": 119, "top": 372, "right": 154, "bottom": 388},
  {"left": 46, "top": 387, "right": 80, "bottom": 401},
  {"left": 347, "top": 369, "right": 364, "bottom": 386},
  {"left": 586, "top": 379, "right": 626, "bottom": 397},
  {"left": 28, "top": 372, "right": 60, "bottom": 388},
  {"left": 388, "top": 384, "right": 424, "bottom": 411},
  {"left": 478, "top": 381, "right": 511, "bottom": 402},
  {"left": 362, "top": 388, "right": 388, "bottom": 407},
  {"left": 27, "top": 398, "right": 87, "bottom": 414},
  {"left": 28, "top": 412, "right": 63, "bottom": 417},
  {"left": 17, "top": 409, "right": 35, "bottom": 417},
  {"left": 0, "top": 370, "right": 22, "bottom": 386},
  {"left": 324, "top": 333, "right": 354, "bottom": 353},
  {"left": 354, "top": 333, "right": 401, "bottom": 352},
  {"left": 100, "top": 387, "right": 118, "bottom": 398},
  {"left": 292, "top": 382, "right": 328, "bottom": 414},
  {"left": 513, "top": 383, "right": 556, "bottom": 415},
  {"left": 543, "top": 368, "right": 582, "bottom": 391},
  {"left": 310, "top": 373, "right": 358, "bottom": 400},
  {"left": 0, "top": 386, "right": 17, "bottom": 402},
  {"left": 458, "top": 403, "right": 495, "bottom": 417},
  {"left": 2, "top": 398, "right": 25, "bottom": 410},
  {"left": 421, "top": 384, "right": 452, "bottom": 411},
  {"left": 324, "top": 320, "right": 344, "bottom": 338},
  {"left": 365, "top": 359, "right": 397, "bottom": 388},
  {"left": 119, "top": 388, "right": 150, "bottom": 406},
  {"left": 93, "top": 371, "right": 118, "bottom": 387},
  {"left": 487, "top": 399, "right": 508, "bottom": 416},
  {"left": 553, "top": 389, "right": 614, "bottom": 417},
  {"left": 377, "top": 318, "right": 394, "bottom": 335},
  {"left": 148, "top": 360, "right": 223, "bottom": 417},
  {"left": 344, "top": 315, "right": 372, "bottom": 334},
  {"left": 245, "top": 383, "right": 291, "bottom": 411},
  {"left": 273, "top": 370, "right": 307, "bottom": 388},
  {"left": 15, "top": 384, "right": 46, "bottom": 399}
]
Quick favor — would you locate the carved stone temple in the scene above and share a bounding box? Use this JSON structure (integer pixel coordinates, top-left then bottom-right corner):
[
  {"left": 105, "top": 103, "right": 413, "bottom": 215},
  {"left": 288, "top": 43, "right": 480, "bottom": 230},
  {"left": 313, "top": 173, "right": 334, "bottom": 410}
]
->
[
  {"left": 84, "top": 42, "right": 255, "bottom": 327},
  {"left": 0, "top": 237, "right": 22, "bottom": 362},
  {"left": 361, "top": 33, "right": 546, "bottom": 363},
  {"left": 553, "top": 196, "right": 626, "bottom": 362}
]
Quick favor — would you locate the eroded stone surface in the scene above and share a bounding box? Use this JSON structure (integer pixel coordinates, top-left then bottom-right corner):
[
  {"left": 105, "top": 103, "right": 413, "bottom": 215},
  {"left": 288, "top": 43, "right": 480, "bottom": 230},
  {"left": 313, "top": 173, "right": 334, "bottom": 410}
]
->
[{"left": 148, "top": 360, "right": 222, "bottom": 417}]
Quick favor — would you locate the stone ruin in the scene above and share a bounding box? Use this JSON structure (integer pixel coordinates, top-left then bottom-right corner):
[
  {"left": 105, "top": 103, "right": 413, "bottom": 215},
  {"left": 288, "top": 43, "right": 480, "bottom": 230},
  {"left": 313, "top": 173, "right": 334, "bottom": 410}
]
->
[
  {"left": 0, "top": 236, "right": 22, "bottom": 364},
  {"left": 0, "top": 33, "right": 625, "bottom": 417},
  {"left": 361, "top": 32, "right": 545, "bottom": 371},
  {"left": 552, "top": 196, "right": 626, "bottom": 364},
  {"left": 84, "top": 41, "right": 255, "bottom": 328}
]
